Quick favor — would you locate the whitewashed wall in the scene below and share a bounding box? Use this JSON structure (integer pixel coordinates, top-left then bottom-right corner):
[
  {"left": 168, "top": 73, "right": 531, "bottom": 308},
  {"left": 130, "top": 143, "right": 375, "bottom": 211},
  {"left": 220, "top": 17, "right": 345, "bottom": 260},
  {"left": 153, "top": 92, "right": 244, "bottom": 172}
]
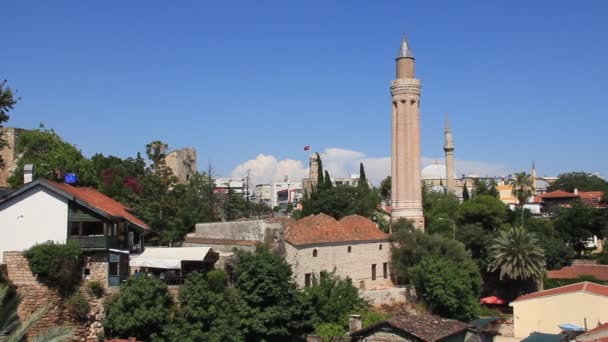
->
[
  {"left": 285, "top": 240, "right": 392, "bottom": 289},
  {"left": 0, "top": 187, "right": 68, "bottom": 263}
]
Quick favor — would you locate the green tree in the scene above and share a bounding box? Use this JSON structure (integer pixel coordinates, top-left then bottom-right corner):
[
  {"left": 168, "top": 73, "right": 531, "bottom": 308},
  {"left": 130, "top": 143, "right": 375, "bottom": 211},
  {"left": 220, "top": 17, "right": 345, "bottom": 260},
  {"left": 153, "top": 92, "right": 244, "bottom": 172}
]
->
[
  {"left": 510, "top": 172, "right": 533, "bottom": 227},
  {"left": 223, "top": 187, "right": 247, "bottom": 221},
  {"left": 298, "top": 186, "right": 380, "bottom": 220},
  {"left": 390, "top": 219, "right": 473, "bottom": 284},
  {"left": 553, "top": 202, "right": 605, "bottom": 255},
  {"left": 458, "top": 195, "right": 510, "bottom": 231},
  {"left": 8, "top": 128, "right": 97, "bottom": 187},
  {"left": 316, "top": 153, "right": 324, "bottom": 190},
  {"left": 323, "top": 170, "right": 333, "bottom": 190},
  {"left": 104, "top": 276, "right": 173, "bottom": 340},
  {"left": 540, "top": 236, "right": 575, "bottom": 270},
  {"left": 232, "top": 246, "right": 312, "bottom": 340},
  {"left": 302, "top": 271, "right": 368, "bottom": 328},
  {"left": 423, "top": 191, "right": 460, "bottom": 238},
  {"left": 23, "top": 241, "right": 83, "bottom": 296},
  {"left": 1, "top": 284, "right": 73, "bottom": 342},
  {"left": 0, "top": 80, "right": 18, "bottom": 170},
  {"left": 162, "top": 271, "right": 247, "bottom": 342},
  {"left": 462, "top": 182, "right": 470, "bottom": 201},
  {"left": 548, "top": 172, "right": 608, "bottom": 192},
  {"left": 410, "top": 255, "right": 482, "bottom": 321},
  {"left": 488, "top": 226, "right": 545, "bottom": 281},
  {"left": 379, "top": 176, "right": 391, "bottom": 203}
]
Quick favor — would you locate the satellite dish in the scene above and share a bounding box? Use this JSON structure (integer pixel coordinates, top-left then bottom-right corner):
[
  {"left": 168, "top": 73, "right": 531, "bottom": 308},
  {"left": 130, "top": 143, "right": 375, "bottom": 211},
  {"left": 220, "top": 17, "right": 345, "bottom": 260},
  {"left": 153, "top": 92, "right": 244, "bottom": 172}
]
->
[{"left": 65, "top": 173, "right": 78, "bottom": 184}]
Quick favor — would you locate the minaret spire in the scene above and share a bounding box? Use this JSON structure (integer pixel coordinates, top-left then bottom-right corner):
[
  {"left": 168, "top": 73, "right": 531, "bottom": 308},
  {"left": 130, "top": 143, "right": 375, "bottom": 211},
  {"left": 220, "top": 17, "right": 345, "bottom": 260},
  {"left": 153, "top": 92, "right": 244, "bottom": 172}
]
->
[
  {"left": 390, "top": 35, "right": 424, "bottom": 229},
  {"left": 443, "top": 113, "right": 455, "bottom": 193},
  {"left": 531, "top": 161, "right": 537, "bottom": 194}
]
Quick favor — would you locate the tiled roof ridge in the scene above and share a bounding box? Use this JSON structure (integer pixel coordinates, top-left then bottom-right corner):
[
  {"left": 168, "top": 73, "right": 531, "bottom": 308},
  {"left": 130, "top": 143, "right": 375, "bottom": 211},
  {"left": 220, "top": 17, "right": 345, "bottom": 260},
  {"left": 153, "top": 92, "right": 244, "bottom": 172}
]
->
[
  {"left": 513, "top": 281, "right": 608, "bottom": 302},
  {"left": 285, "top": 213, "right": 387, "bottom": 245}
]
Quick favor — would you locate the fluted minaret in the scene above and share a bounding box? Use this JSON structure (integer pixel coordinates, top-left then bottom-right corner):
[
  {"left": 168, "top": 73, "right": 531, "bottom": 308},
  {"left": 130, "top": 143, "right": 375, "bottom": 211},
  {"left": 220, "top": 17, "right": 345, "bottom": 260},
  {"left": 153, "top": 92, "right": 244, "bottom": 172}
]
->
[
  {"left": 390, "top": 35, "right": 424, "bottom": 229},
  {"left": 531, "top": 161, "right": 537, "bottom": 194},
  {"left": 444, "top": 114, "right": 455, "bottom": 192}
]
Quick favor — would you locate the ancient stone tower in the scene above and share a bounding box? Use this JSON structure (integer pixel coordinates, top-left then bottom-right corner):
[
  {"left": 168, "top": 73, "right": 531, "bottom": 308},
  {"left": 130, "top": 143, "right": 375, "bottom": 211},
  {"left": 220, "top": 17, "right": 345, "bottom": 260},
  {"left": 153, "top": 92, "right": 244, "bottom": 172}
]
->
[
  {"left": 164, "top": 148, "right": 197, "bottom": 184},
  {"left": 390, "top": 36, "right": 424, "bottom": 229},
  {"left": 444, "top": 114, "right": 455, "bottom": 192}
]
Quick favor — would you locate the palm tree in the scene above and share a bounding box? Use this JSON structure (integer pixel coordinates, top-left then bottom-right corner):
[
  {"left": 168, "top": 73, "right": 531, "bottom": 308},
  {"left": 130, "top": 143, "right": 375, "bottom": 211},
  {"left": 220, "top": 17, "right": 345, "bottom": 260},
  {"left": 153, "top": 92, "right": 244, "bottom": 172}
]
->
[
  {"left": 510, "top": 172, "right": 533, "bottom": 227},
  {"left": 488, "top": 226, "right": 545, "bottom": 281},
  {"left": 1, "top": 284, "right": 73, "bottom": 342}
]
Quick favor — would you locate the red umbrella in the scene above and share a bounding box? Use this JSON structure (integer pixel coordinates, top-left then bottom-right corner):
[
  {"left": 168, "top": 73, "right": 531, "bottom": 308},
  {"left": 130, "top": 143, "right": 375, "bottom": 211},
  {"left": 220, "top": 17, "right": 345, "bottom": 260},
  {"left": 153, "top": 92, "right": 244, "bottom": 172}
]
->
[{"left": 479, "top": 296, "right": 506, "bottom": 305}]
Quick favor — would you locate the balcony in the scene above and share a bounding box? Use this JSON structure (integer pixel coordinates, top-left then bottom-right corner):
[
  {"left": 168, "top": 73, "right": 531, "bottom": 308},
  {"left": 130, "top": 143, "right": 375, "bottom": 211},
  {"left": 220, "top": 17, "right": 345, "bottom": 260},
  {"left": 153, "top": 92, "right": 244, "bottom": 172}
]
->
[{"left": 69, "top": 236, "right": 124, "bottom": 250}]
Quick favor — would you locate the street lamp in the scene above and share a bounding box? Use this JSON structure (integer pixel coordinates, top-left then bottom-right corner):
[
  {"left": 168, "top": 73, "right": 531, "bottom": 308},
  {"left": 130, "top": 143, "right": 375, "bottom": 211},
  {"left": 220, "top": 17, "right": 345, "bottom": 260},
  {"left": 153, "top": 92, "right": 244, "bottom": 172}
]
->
[{"left": 437, "top": 217, "right": 456, "bottom": 240}]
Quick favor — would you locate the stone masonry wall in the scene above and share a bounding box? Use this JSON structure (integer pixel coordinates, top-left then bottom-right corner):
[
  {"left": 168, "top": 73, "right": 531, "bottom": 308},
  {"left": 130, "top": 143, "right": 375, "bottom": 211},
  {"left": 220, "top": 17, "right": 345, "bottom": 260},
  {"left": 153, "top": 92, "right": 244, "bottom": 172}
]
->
[
  {"left": 84, "top": 252, "right": 108, "bottom": 286},
  {"left": 285, "top": 240, "right": 392, "bottom": 290},
  {"left": 3, "top": 251, "right": 105, "bottom": 341}
]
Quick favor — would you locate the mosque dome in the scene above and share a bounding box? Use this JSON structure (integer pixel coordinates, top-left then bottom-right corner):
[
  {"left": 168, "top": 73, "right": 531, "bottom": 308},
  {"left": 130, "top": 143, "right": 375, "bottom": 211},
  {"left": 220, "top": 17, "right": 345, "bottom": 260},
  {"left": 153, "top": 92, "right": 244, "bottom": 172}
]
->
[{"left": 421, "top": 162, "right": 458, "bottom": 180}]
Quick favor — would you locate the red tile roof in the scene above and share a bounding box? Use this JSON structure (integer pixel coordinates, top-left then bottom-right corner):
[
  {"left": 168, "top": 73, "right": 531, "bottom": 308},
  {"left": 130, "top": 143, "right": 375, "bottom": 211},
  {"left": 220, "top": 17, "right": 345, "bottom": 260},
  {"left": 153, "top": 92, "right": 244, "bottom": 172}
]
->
[
  {"left": 351, "top": 314, "right": 470, "bottom": 342},
  {"left": 537, "top": 190, "right": 579, "bottom": 199},
  {"left": 583, "top": 322, "right": 608, "bottom": 335},
  {"left": 512, "top": 282, "right": 608, "bottom": 303},
  {"left": 579, "top": 191, "right": 604, "bottom": 201},
  {"left": 285, "top": 213, "right": 387, "bottom": 246},
  {"left": 547, "top": 265, "right": 608, "bottom": 281},
  {"left": 50, "top": 181, "right": 149, "bottom": 230}
]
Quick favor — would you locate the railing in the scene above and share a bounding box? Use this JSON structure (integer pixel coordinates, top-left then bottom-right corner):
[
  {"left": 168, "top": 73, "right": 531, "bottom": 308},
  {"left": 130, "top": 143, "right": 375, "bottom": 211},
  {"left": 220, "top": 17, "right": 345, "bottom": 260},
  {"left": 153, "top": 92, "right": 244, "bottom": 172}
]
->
[{"left": 69, "top": 236, "right": 125, "bottom": 250}]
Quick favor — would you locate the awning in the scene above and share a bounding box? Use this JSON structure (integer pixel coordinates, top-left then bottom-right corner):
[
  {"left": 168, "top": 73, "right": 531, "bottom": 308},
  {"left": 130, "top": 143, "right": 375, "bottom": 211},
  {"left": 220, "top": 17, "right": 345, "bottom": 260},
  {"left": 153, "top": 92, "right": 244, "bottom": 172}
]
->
[
  {"left": 479, "top": 296, "right": 506, "bottom": 305},
  {"left": 130, "top": 247, "right": 214, "bottom": 269}
]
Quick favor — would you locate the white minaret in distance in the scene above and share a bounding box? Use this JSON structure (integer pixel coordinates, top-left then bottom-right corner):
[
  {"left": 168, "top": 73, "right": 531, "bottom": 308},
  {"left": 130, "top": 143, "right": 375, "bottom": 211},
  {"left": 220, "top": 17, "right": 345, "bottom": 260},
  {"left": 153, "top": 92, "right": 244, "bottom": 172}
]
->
[
  {"left": 444, "top": 114, "right": 455, "bottom": 192},
  {"left": 531, "top": 161, "right": 537, "bottom": 194},
  {"left": 390, "top": 35, "right": 424, "bottom": 229}
]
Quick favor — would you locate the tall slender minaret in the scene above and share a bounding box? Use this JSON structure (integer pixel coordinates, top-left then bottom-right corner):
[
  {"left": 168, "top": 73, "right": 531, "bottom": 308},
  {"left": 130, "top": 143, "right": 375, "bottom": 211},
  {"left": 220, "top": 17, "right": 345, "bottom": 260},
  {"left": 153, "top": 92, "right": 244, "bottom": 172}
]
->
[
  {"left": 444, "top": 114, "right": 455, "bottom": 192},
  {"left": 390, "top": 35, "right": 424, "bottom": 229},
  {"left": 531, "top": 161, "right": 537, "bottom": 194}
]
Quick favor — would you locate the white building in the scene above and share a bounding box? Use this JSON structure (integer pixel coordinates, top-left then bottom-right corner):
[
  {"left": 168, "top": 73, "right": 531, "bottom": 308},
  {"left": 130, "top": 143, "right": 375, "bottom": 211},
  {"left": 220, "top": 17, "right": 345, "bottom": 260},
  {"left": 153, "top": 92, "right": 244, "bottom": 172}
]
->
[
  {"left": 271, "top": 180, "right": 303, "bottom": 209},
  {"left": 214, "top": 177, "right": 245, "bottom": 195}
]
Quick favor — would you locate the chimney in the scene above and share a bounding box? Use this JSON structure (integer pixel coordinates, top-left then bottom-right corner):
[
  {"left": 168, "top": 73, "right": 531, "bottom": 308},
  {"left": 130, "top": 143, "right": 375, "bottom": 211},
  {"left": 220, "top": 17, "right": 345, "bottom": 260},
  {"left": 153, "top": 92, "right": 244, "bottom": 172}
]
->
[
  {"left": 23, "top": 164, "right": 34, "bottom": 184},
  {"left": 349, "top": 314, "right": 362, "bottom": 334},
  {"left": 574, "top": 188, "right": 579, "bottom": 195}
]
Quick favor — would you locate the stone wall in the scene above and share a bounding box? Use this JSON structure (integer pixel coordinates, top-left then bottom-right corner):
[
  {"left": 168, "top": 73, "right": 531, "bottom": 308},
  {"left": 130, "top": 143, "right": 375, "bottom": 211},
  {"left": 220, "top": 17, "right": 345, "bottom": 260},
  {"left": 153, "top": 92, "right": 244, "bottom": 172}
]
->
[
  {"left": 3, "top": 251, "right": 105, "bottom": 341},
  {"left": 285, "top": 240, "right": 392, "bottom": 290},
  {"left": 360, "top": 287, "right": 408, "bottom": 306},
  {"left": 163, "top": 148, "right": 196, "bottom": 184},
  {"left": 84, "top": 252, "right": 108, "bottom": 286}
]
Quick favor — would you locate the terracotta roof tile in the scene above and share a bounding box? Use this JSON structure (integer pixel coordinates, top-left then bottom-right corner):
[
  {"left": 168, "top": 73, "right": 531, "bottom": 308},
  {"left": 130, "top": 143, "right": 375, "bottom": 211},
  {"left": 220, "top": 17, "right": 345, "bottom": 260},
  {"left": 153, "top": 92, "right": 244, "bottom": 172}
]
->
[
  {"left": 582, "top": 322, "right": 608, "bottom": 335},
  {"left": 351, "top": 314, "right": 470, "bottom": 342},
  {"left": 537, "top": 190, "right": 579, "bottom": 199},
  {"left": 579, "top": 191, "right": 604, "bottom": 200},
  {"left": 547, "top": 265, "right": 608, "bottom": 281},
  {"left": 512, "top": 282, "right": 608, "bottom": 302},
  {"left": 183, "top": 237, "right": 258, "bottom": 246},
  {"left": 49, "top": 181, "right": 149, "bottom": 230},
  {"left": 285, "top": 214, "right": 387, "bottom": 246}
]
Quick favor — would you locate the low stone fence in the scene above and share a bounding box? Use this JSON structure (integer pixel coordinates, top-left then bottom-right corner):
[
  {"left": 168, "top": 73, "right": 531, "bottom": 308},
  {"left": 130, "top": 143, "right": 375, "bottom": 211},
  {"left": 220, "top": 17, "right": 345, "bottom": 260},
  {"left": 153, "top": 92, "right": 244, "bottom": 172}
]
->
[{"left": 360, "top": 286, "right": 410, "bottom": 306}]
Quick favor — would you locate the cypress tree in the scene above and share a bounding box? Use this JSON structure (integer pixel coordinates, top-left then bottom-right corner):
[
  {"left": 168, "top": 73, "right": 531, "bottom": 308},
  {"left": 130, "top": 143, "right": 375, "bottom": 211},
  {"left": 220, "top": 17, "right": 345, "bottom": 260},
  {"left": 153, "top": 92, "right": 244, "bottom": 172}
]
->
[
  {"left": 324, "top": 170, "right": 333, "bottom": 189},
  {"left": 316, "top": 153, "right": 324, "bottom": 189},
  {"left": 462, "top": 182, "right": 470, "bottom": 201},
  {"left": 359, "top": 163, "right": 367, "bottom": 182}
]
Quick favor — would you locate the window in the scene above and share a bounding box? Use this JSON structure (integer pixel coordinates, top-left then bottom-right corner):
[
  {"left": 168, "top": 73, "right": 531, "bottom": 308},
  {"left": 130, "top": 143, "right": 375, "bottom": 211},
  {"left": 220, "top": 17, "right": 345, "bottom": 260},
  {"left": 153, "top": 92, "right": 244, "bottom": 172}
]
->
[
  {"left": 70, "top": 221, "right": 81, "bottom": 236},
  {"left": 305, "top": 273, "right": 312, "bottom": 288},
  {"left": 379, "top": 244, "right": 383, "bottom": 250},
  {"left": 347, "top": 246, "right": 352, "bottom": 253},
  {"left": 109, "top": 262, "right": 119, "bottom": 276},
  {"left": 81, "top": 221, "right": 104, "bottom": 236},
  {"left": 313, "top": 249, "right": 318, "bottom": 257},
  {"left": 83, "top": 268, "right": 91, "bottom": 280},
  {"left": 383, "top": 262, "right": 388, "bottom": 279},
  {"left": 371, "top": 264, "right": 377, "bottom": 281}
]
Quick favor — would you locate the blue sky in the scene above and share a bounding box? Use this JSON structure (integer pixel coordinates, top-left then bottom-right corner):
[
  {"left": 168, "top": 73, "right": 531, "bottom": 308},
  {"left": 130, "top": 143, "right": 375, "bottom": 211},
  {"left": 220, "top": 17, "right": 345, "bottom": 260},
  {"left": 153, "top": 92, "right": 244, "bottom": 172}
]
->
[{"left": 3, "top": 1, "right": 608, "bottom": 184}]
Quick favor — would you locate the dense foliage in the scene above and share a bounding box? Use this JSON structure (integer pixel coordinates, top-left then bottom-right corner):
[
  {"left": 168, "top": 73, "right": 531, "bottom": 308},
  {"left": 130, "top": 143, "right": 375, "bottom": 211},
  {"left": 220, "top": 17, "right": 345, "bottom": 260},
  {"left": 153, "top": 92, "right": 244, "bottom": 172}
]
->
[
  {"left": 410, "top": 255, "right": 482, "bottom": 321},
  {"left": 488, "top": 226, "right": 545, "bottom": 281},
  {"left": 104, "top": 276, "right": 173, "bottom": 340},
  {"left": 547, "top": 172, "right": 608, "bottom": 193},
  {"left": 24, "top": 241, "right": 83, "bottom": 295},
  {"left": 232, "top": 246, "right": 312, "bottom": 340},
  {"left": 66, "top": 290, "right": 89, "bottom": 321},
  {"left": 0, "top": 80, "right": 18, "bottom": 170}
]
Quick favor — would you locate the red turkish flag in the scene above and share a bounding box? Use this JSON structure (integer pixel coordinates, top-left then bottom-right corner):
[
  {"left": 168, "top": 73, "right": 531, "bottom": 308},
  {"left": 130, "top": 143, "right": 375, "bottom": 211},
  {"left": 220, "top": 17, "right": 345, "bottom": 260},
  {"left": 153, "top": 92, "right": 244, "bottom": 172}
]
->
[{"left": 304, "top": 145, "right": 310, "bottom": 151}]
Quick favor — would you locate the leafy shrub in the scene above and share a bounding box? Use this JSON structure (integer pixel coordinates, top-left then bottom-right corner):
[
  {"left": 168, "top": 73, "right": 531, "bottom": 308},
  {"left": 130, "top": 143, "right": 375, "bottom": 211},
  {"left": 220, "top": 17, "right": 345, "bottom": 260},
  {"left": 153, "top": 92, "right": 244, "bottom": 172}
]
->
[
  {"left": 88, "top": 281, "right": 104, "bottom": 298},
  {"left": 596, "top": 252, "right": 608, "bottom": 265},
  {"left": 24, "top": 241, "right": 83, "bottom": 295},
  {"left": 314, "top": 323, "right": 346, "bottom": 342},
  {"left": 67, "top": 290, "right": 89, "bottom": 320},
  {"left": 104, "top": 276, "right": 173, "bottom": 340}
]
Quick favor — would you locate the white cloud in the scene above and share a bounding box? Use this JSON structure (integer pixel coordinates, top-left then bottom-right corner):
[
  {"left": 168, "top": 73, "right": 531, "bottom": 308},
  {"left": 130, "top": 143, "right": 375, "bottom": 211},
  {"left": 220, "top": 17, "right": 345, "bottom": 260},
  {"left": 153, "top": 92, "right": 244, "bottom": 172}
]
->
[{"left": 231, "top": 149, "right": 510, "bottom": 186}]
